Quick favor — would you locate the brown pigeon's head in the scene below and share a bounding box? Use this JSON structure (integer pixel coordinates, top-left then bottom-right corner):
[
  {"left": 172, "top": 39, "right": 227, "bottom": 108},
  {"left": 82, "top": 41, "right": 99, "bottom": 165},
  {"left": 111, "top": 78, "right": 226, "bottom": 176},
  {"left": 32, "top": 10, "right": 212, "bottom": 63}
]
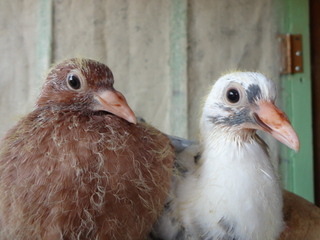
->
[{"left": 36, "top": 58, "right": 136, "bottom": 124}]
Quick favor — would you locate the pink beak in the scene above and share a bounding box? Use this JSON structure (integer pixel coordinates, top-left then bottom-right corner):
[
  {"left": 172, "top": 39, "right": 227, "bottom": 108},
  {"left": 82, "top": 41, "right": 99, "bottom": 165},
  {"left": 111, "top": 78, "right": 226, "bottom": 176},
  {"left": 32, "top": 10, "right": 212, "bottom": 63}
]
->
[
  {"left": 94, "top": 89, "right": 137, "bottom": 124},
  {"left": 252, "top": 100, "right": 300, "bottom": 152}
]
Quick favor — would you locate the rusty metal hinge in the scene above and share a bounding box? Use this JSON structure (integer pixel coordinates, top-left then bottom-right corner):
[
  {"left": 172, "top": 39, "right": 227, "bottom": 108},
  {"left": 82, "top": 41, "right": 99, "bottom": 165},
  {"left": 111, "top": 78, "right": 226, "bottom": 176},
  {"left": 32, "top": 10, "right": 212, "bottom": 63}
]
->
[{"left": 277, "top": 34, "right": 303, "bottom": 74}]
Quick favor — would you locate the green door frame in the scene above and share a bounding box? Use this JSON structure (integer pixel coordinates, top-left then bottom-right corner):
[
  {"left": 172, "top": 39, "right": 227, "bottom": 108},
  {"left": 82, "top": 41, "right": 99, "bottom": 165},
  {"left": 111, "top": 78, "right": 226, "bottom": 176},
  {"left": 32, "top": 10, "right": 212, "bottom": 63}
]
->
[{"left": 278, "top": 0, "right": 314, "bottom": 202}]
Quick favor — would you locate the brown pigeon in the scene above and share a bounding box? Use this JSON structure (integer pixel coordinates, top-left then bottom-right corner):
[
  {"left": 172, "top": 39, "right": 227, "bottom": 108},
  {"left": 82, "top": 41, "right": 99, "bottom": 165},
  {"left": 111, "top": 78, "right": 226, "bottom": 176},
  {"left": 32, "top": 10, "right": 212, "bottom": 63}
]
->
[{"left": 0, "top": 58, "right": 174, "bottom": 240}]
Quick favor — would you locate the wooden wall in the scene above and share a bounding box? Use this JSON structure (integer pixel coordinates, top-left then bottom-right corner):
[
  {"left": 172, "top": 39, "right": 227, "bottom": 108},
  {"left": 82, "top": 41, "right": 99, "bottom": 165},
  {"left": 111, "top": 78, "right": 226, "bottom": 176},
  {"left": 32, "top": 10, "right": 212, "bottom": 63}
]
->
[
  {"left": 0, "top": 0, "right": 281, "bottom": 162},
  {"left": 0, "top": 0, "right": 280, "bottom": 136}
]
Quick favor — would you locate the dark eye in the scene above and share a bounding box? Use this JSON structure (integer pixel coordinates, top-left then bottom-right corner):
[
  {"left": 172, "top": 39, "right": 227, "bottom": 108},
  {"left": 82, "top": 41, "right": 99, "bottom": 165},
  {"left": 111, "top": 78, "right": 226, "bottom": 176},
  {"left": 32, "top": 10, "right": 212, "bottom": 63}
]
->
[
  {"left": 67, "top": 74, "right": 81, "bottom": 90},
  {"left": 227, "top": 88, "right": 240, "bottom": 103}
]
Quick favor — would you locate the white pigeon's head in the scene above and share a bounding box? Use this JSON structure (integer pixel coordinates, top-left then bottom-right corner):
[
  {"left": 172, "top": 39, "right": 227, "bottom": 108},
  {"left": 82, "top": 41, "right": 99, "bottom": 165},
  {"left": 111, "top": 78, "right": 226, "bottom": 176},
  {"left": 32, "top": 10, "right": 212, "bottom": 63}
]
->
[{"left": 200, "top": 72, "right": 300, "bottom": 151}]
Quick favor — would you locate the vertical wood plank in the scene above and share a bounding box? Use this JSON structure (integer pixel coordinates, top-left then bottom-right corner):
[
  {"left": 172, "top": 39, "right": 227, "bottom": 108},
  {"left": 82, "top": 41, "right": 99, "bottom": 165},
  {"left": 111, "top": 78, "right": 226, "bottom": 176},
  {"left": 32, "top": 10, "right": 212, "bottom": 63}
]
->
[
  {"left": 169, "top": 0, "right": 188, "bottom": 138},
  {"left": 33, "top": 0, "right": 53, "bottom": 98},
  {"left": 278, "top": 0, "right": 314, "bottom": 202},
  {"left": 0, "top": 1, "right": 38, "bottom": 136},
  {"left": 310, "top": 0, "right": 320, "bottom": 206}
]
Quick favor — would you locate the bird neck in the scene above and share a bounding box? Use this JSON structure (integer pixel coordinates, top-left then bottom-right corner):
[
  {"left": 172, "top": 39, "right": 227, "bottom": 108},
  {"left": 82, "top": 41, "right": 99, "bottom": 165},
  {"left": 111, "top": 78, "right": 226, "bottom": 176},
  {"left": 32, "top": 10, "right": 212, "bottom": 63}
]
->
[
  {"left": 200, "top": 124, "right": 257, "bottom": 146},
  {"left": 198, "top": 124, "right": 270, "bottom": 169},
  {"left": 34, "top": 103, "right": 96, "bottom": 116}
]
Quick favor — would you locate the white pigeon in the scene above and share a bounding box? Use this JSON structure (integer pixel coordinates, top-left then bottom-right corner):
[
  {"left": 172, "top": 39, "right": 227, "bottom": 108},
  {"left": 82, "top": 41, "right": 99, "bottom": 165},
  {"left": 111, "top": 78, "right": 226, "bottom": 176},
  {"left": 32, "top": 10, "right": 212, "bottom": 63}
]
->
[{"left": 151, "top": 72, "right": 300, "bottom": 240}]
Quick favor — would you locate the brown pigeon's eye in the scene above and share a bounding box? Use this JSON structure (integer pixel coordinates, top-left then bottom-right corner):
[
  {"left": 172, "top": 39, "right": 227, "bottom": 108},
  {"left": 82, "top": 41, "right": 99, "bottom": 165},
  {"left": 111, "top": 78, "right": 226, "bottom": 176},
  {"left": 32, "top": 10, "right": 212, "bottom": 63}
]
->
[
  {"left": 67, "top": 74, "right": 81, "bottom": 90},
  {"left": 227, "top": 89, "right": 240, "bottom": 103},
  {"left": 66, "top": 70, "right": 87, "bottom": 91}
]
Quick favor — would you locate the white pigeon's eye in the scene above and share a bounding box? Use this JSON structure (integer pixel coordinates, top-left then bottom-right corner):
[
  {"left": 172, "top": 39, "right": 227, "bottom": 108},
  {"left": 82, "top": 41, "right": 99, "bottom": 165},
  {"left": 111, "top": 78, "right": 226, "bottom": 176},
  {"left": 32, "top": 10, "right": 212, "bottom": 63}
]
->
[
  {"left": 224, "top": 83, "right": 245, "bottom": 106},
  {"left": 66, "top": 70, "right": 87, "bottom": 91},
  {"left": 227, "top": 89, "right": 240, "bottom": 103}
]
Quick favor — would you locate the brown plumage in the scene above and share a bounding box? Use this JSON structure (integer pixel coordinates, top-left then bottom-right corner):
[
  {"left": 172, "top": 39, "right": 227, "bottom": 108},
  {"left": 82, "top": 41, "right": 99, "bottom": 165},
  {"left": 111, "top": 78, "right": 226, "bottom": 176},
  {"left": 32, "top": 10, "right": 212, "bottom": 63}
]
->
[
  {"left": 0, "top": 58, "right": 174, "bottom": 239},
  {"left": 280, "top": 190, "right": 320, "bottom": 240}
]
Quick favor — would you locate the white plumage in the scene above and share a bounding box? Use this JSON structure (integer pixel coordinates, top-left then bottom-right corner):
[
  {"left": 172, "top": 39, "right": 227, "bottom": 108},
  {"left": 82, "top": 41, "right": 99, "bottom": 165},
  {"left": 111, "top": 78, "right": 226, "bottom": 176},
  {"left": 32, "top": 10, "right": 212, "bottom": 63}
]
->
[{"left": 152, "top": 72, "right": 299, "bottom": 240}]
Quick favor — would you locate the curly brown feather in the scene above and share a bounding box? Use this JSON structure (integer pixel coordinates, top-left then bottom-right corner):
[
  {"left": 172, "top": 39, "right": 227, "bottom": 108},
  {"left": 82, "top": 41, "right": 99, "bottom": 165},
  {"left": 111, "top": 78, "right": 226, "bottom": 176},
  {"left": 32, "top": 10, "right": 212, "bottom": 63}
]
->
[{"left": 0, "top": 59, "right": 174, "bottom": 240}]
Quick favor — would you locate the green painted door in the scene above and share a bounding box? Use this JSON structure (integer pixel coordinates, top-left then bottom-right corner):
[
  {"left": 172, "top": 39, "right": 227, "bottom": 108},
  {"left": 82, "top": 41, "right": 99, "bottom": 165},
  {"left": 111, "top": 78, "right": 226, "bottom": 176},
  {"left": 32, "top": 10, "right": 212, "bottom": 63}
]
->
[{"left": 278, "top": 0, "right": 314, "bottom": 202}]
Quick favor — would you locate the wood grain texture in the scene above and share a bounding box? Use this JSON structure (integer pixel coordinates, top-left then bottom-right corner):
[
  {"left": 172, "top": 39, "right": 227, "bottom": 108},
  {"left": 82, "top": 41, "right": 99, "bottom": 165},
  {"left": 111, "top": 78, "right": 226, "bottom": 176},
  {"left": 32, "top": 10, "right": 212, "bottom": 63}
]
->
[
  {"left": 169, "top": 0, "right": 188, "bottom": 138},
  {"left": 0, "top": 1, "right": 38, "bottom": 136}
]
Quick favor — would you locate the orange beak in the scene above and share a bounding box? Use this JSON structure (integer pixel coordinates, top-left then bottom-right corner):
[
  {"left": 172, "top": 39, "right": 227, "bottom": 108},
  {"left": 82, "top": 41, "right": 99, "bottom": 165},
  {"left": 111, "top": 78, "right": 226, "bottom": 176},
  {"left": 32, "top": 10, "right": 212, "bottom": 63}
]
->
[
  {"left": 94, "top": 89, "right": 137, "bottom": 124},
  {"left": 252, "top": 100, "right": 300, "bottom": 152}
]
